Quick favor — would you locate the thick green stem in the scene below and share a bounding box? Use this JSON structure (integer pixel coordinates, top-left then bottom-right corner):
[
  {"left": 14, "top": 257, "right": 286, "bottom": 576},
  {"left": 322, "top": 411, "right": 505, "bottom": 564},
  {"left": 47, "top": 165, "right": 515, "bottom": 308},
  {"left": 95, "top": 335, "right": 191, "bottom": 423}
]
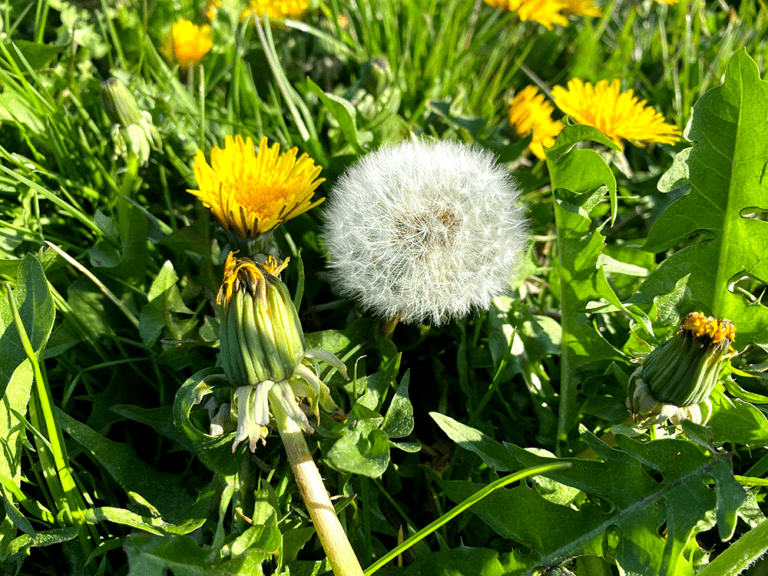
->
[{"left": 269, "top": 391, "right": 364, "bottom": 576}]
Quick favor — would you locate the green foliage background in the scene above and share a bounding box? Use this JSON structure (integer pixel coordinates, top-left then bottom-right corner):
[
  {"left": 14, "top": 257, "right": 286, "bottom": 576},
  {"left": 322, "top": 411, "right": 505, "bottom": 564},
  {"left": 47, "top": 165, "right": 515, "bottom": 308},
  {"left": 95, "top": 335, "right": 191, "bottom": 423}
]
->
[{"left": 1, "top": 1, "right": 768, "bottom": 575}]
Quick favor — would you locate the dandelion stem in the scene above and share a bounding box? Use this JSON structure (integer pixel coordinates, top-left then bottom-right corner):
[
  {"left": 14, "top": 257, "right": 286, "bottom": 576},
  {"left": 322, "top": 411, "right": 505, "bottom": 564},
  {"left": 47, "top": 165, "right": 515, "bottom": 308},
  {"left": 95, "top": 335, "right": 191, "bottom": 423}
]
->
[{"left": 270, "top": 389, "right": 364, "bottom": 576}]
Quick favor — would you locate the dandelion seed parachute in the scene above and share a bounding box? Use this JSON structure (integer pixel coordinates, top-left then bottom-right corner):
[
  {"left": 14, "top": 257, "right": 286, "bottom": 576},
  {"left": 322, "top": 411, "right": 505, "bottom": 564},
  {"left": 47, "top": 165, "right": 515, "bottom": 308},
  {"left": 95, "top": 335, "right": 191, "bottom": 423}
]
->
[{"left": 323, "top": 140, "right": 527, "bottom": 326}]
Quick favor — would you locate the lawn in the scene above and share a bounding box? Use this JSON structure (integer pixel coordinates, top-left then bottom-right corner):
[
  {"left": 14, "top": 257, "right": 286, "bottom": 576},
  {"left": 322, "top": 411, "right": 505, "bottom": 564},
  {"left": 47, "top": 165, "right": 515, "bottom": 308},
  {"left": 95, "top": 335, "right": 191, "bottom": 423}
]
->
[{"left": 1, "top": 0, "right": 768, "bottom": 575}]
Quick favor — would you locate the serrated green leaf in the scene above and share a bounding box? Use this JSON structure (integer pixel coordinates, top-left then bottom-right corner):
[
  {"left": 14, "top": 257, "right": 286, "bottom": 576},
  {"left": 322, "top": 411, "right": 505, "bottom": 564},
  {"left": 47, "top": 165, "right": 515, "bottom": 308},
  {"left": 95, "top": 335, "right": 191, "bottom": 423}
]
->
[{"left": 636, "top": 49, "right": 768, "bottom": 346}]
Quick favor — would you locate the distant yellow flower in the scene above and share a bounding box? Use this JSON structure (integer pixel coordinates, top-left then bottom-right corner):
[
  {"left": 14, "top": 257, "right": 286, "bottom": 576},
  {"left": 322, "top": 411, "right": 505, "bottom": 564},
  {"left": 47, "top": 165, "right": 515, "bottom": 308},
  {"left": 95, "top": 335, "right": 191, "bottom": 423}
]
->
[
  {"left": 188, "top": 135, "right": 325, "bottom": 238},
  {"left": 551, "top": 79, "right": 681, "bottom": 147},
  {"left": 508, "top": 86, "right": 564, "bottom": 160},
  {"left": 204, "top": 0, "right": 222, "bottom": 21},
  {"left": 655, "top": 0, "right": 679, "bottom": 4},
  {"left": 561, "top": 0, "right": 602, "bottom": 17},
  {"left": 240, "top": 0, "right": 309, "bottom": 22},
  {"left": 484, "top": 0, "right": 569, "bottom": 29},
  {"left": 161, "top": 19, "right": 212, "bottom": 68}
]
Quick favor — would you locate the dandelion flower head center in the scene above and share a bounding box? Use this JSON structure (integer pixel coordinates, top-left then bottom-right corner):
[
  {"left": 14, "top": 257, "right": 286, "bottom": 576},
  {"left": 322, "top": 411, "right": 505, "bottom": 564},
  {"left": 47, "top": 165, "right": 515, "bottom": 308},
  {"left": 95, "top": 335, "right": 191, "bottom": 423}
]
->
[
  {"left": 324, "top": 140, "right": 527, "bottom": 325},
  {"left": 681, "top": 312, "right": 736, "bottom": 345},
  {"left": 162, "top": 19, "right": 212, "bottom": 67}
]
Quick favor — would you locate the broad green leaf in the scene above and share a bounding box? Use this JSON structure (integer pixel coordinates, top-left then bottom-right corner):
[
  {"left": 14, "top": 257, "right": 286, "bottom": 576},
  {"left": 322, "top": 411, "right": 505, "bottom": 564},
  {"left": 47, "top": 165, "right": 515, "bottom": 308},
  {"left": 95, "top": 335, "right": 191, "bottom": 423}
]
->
[
  {"left": 307, "top": 78, "right": 368, "bottom": 155},
  {"left": 0, "top": 255, "right": 54, "bottom": 486},
  {"left": 56, "top": 408, "right": 195, "bottom": 521},
  {"left": 377, "top": 544, "right": 526, "bottom": 576},
  {"left": 635, "top": 49, "right": 768, "bottom": 346},
  {"left": 707, "top": 388, "right": 768, "bottom": 445},
  {"left": 125, "top": 534, "right": 268, "bottom": 575},
  {"left": 434, "top": 422, "right": 743, "bottom": 576},
  {"left": 430, "top": 413, "right": 518, "bottom": 472},
  {"left": 89, "top": 205, "right": 148, "bottom": 282},
  {"left": 139, "top": 261, "right": 193, "bottom": 346},
  {"left": 381, "top": 370, "right": 414, "bottom": 439},
  {"left": 326, "top": 417, "right": 390, "bottom": 477}
]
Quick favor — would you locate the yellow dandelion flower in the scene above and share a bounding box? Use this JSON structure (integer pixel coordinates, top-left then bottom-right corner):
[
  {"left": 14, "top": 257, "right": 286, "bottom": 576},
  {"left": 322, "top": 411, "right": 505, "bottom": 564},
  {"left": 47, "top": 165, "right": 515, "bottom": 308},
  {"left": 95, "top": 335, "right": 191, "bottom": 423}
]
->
[
  {"left": 240, "top": 0, "right": 309, "bottom": 22},
  {"left": 561, "top": 0, "right": 602, "bottom": 17},
  {"left": 484, "top": 0, "right": 569, "bottom": 29},
  {"left": 161, "top": 19, "right": 212, "bottom": 68},
  {"left": 508, "top": 86, "right": 564, "bottom": 160},
  {"left": 655, "top": 0, "right": 679, "bottom": 4},
  {"left": 188, "top": 135, "right": 325, "bottom": 238},
  {"left": 551, "top": 79, "right": 681, "bottom": 148},
  {"left": 204, "top": 0, "right": 222, "bottom": 21}
]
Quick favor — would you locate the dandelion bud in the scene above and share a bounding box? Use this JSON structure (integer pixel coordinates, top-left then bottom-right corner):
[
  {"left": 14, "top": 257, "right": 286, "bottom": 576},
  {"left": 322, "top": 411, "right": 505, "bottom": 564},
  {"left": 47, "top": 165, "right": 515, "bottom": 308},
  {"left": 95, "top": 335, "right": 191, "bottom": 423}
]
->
[
  {"left": 323, "top": 139, "right": 527, "bottom": 326},
  {"left": 216, "top": 252, "right": 348, "bottom": 452},
  {"left": 627, "top": 312, "right": 736, "bottom": 426},
  {"left": 217, "top": 253, "right": 304, "bottom": 386},
  {"left": 100, "top": 78, "right": 161, "bottom": 165}
]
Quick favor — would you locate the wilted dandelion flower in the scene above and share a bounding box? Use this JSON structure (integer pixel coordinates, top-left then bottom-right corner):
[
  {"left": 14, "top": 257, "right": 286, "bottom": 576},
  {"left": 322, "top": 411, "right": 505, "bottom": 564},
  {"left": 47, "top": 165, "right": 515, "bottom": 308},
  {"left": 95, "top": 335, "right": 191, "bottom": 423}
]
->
[
  {"left": 215, "top": 252, "right": 346, "bottom": 451},
  {"left": 484, "top": 0, "right": 569, "bottom": 29},
  {"left": 551, "top": 79, "right": 681, "bottom": 148},
  {"left": 188, "top": 135, "right": 325, "bottom": 238},
  {"left": 240, "top": 0, "right": 309, "bottom": 22},
  {"left": 324, "top": 140, "right": 527, "bottom": 327},
  {"left": 161, "top": 19, "right": 212, "bottom": 68},
  {"left": 508, "top": 86, "right": 564, "bottom": 160},
  {"left": 627, "top": 312, "right": 737, "bottom": 426}
]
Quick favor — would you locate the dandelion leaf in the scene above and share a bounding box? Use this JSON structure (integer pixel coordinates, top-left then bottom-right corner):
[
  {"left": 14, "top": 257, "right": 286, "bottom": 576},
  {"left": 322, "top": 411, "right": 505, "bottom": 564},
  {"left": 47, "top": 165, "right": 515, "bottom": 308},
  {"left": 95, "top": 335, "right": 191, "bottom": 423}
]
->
[
  {"left": 432, "top": 414, "right": 744, "bottom": 576},
  {"left": 635, "top": 49, "right": 768, "bottom": 345}
]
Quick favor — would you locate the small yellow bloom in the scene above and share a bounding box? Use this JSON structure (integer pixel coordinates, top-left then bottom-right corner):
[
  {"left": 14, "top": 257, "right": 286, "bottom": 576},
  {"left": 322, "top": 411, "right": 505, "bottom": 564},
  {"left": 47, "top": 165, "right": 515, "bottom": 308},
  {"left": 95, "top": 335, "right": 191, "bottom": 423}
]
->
[
  {"left": 161, "top": 19, "right": 212, "bottom": 68},
  {"left": 484, "top": 0, "right": 569, "bottom": 29},
  {"left": 189, "top": 135, "right": 325, "bottom": 238},
  {"left": 655, "top": 0, "right": 679, "bottom": 4},
  {"left": 508, "top": 86, "right": 564, "bottom": 160},
  {"left": 204, "top": 0, "right": 222, "bottom": 21},
  {"left": 551, "top": 79, "right": 681, "bottom": 148},
  {"left": 561, "top": 0, "right": 602, "bottom": 17},
  {"left": 240, "top": 0, "right": 309, "bottom": 22}
]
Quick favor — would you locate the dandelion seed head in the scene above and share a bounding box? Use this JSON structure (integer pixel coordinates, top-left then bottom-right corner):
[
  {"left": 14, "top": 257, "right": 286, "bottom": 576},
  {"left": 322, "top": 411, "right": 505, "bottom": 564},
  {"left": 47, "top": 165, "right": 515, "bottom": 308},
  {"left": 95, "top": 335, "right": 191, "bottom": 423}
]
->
[{"left": 324, "top": 140, "right": 527, "bottom": 326}]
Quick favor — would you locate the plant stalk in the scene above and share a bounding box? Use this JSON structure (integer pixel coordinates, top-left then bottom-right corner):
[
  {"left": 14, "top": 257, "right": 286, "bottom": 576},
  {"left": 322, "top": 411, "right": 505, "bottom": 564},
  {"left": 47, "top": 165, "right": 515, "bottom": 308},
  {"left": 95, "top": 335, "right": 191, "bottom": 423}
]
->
[{"left": 270, "top": 391, "right": 364, "bottom": 576}]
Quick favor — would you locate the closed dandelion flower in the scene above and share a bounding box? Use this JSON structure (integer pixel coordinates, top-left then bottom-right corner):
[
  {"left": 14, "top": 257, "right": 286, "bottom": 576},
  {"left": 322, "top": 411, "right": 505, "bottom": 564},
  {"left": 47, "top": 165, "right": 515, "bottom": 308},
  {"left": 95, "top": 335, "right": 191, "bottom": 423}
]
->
[
  {"left": 551, "top": 79, "right": 681, "bottom": 148},
  {"left": 627, "top": 312, "right": 737, "bottom": 426},
  {"left": 240, "top": 0, "right": 309, "bottom": 22},
  {"left": 100, "top": 77, "right": 161, "bottom": 166},
  {"left": 161, "top": 19, "right": 212, "bottom": 68},
  {"left": 484, "top": 0, "right": 569, "bottom": 29},
  {"left": 508, "top": 86, "right": 564, "bottom": 160},
  {"left": 215, "top": 253, "right": 346, "bottom": 451},
  {"left": 188, "top": 135, "right": 325, "bottom": 239},
  {"left": 561, "top": 0, "right": 602, "bottom": 17},
  {"left": 324, "top": 140, "right": 527, "bottom": 327}
]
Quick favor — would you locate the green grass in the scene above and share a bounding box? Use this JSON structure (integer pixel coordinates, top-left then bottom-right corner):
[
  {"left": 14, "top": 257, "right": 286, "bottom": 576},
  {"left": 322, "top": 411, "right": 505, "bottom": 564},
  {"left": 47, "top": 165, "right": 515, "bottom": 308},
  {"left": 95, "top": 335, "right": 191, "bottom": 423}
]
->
[{"left": 1, "top": 0, "right": 768, "bottom": 575}]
